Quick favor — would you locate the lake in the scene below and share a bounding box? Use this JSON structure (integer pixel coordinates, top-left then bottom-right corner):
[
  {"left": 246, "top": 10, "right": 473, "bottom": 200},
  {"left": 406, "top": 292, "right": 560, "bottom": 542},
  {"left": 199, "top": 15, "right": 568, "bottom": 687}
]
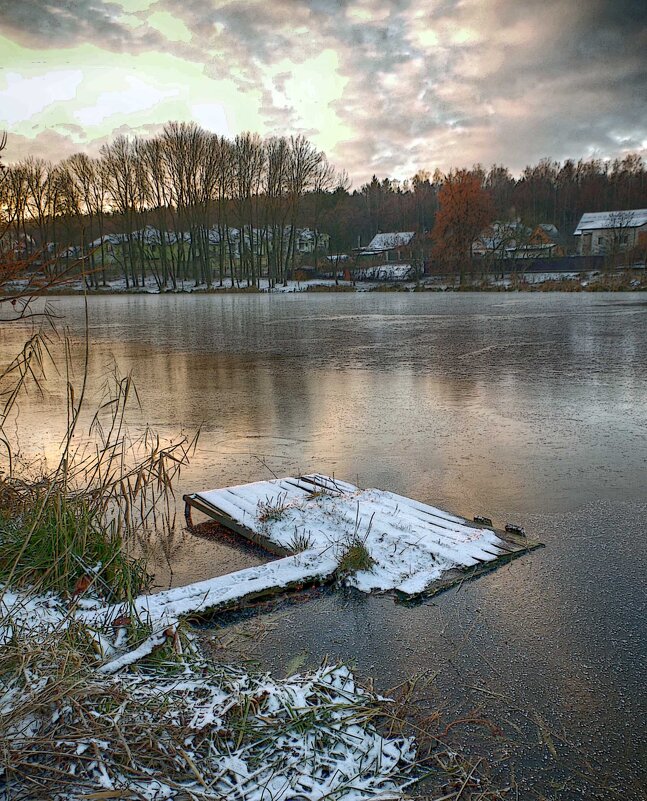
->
[{"left": 2, "top": 291, "right": 645, "bottom": 798}]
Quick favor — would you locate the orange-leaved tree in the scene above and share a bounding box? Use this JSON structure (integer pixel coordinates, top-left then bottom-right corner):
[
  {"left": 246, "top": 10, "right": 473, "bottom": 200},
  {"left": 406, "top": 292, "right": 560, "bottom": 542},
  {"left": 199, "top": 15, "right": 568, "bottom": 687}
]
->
[{"left": 431, "top": 169, "right": 494, "bottom": 284}]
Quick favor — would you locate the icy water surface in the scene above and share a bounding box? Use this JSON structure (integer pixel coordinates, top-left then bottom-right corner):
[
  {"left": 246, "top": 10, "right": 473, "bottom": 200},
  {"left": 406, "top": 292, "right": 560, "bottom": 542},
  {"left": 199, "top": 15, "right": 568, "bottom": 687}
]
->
[{"left": 2, "top": 292, "right": 646, "bottom": 798}]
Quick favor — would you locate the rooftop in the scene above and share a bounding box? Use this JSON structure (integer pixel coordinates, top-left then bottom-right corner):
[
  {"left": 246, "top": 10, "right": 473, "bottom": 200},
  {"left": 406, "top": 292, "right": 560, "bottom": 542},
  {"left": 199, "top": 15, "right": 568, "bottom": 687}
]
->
[
  {"left": 574, "top": 209, "right": 647, "bottom": 234},
  {"left": 366, "top": 231, "right": 415, "bottom": 250}
]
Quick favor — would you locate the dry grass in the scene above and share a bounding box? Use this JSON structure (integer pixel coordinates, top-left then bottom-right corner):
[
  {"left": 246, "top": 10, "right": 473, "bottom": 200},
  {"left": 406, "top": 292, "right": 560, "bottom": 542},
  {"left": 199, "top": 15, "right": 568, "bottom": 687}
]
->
[
  {"left": 336, "top": 540, "right": 376, "bottom": 576},
  {"left": 256, "top": 492, "right": 290, "bottom": 524},
  {"left": 0, "top": 624, "right": 423, "bottom": 800}
]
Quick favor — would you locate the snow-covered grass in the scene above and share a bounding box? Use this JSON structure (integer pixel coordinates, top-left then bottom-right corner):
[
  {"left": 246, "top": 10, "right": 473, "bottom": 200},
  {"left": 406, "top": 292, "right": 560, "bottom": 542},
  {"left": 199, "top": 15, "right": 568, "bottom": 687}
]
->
[
  {"left": 0, "top": 585, "right": 421, "bottom": 801},
  {"left": 1, "top": 630, "right": 417, "bottom": 801}
]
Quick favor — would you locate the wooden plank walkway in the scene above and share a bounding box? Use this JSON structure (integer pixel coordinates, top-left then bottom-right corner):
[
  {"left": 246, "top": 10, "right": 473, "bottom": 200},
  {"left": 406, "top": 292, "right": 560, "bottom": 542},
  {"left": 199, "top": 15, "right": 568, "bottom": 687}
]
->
[{"left": 184, "top": 473, "right": 542, "bottom": 602}]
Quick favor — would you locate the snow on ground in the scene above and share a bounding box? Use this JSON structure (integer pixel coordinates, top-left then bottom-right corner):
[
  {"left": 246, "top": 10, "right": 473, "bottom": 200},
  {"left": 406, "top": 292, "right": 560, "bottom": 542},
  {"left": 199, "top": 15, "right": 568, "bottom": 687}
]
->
[
  {"left": 39, "top": 276, "right": 360, "bottom": 294},
  {"left": 197, "top": 474, "right": 507, "bottom": 596},
  {"left": 357, "top": 264, "right": 415, "bottom": 281},
  {"left": 513, "top": 271, "right": 580, "bottom": 284},
  {"left": 0, "top": 534, "right": 420, "bottom": 798},
  {"left": 0, "top": 607, "right": 418, "bottom": 801}
]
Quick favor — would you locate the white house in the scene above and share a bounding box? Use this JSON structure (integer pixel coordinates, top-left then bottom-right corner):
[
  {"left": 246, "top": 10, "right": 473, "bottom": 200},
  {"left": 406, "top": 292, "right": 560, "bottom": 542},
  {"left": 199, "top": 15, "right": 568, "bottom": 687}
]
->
[
  {"left": 573, "top": 209, "right": 647, "bottom": 255},
  {"left": 355, "top": 231, "right": 416, "bottom": 262}
]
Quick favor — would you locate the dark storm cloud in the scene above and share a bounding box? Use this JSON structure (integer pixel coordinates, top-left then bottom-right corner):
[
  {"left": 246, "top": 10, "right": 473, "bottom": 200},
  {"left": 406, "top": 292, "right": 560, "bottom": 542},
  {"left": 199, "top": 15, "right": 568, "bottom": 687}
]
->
[
  {"left": 318, "top": 0, "right": 647, "bottom": 179},
  {"left": 0, "top": 0, "right": 167, "bottom": 51}
]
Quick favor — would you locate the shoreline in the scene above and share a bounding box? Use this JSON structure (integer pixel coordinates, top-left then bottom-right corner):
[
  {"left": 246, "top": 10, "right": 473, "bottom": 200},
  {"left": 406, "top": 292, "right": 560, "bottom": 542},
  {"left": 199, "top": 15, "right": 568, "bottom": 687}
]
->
[{"left": 4, "top": 269, "right": 647, "bottom": 297}]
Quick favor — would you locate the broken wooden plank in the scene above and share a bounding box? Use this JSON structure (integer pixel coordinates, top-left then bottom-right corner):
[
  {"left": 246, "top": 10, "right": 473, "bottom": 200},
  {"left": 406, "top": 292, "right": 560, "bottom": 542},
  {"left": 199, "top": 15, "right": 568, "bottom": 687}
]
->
[
  {"left": 185, "top": 475, "right": 542, "bottom": 600},
  {"left": 81, "top": 549, "right": 340, "bottom": 626},
  {"left": 183, "top": 493, "right": 292, "bottom": 557}
]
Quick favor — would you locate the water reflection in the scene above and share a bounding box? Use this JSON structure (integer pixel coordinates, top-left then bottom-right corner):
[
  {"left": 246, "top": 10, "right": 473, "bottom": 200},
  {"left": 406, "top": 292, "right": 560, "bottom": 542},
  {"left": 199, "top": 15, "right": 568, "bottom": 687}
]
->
[
  {"left": 1, "top": 293, "right": 646, "bottom": 797},
  {"left": 2, "top": 292, "right": 646, "bottom": 550}
]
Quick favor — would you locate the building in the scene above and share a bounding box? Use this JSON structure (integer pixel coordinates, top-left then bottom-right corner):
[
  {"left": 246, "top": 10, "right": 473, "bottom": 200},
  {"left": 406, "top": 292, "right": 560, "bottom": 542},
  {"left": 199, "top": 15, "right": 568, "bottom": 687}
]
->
[
  {"left": 526, "top": 224, "right": 568, "bottom": 257},
  {"left": 573, "top": 209, "right": 647, "bottom": 255},
  {"left": 295, "top": 228, "right": 330, "bottom": 255},
  {"left": 354, "top": 231, "right": 416, "bottom": 262},
  {"left": 474, "top": 221, "right": 569, "bottom": 259},
  {"left": 472, "top": 220, "right": 529, "bottom": 258}
]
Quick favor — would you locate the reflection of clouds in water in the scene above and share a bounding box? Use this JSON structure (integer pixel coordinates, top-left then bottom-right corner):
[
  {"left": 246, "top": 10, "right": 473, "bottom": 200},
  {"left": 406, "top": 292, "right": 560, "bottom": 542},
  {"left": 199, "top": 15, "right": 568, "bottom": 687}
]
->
[{"left": 2, "top": 292, "right": 646, "bottom": 542}]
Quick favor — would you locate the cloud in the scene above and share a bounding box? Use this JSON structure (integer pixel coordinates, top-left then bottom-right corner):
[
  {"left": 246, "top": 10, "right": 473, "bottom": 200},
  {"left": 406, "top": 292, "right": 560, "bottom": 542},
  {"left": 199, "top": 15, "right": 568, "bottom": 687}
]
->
[
  {"left": 2, "top": 128, "right": 98, "bottom": 163},
  {"left": 0, "top": 0, "right": 165, "bottom": 52},
  {"left": 320, "top": 0, "right": 647, "bottom": 180},
  {"left": 74, "top": 75, "right": 180, "bottom": 127},
  {"left": 1, "top": 0, "right": 645, "bottom": 182},
  {"left": 190, "top": 102, "right": 231, "bottom": 136},
  {"left": 0, "top": 70, "right": 83, "bottom": 125}
]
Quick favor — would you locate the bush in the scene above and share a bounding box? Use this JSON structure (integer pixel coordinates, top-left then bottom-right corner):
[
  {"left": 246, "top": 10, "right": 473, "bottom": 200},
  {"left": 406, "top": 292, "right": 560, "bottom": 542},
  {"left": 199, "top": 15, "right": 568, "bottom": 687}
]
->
[{"left": 336, "top": 540, "right": 375, "bottom": 577}]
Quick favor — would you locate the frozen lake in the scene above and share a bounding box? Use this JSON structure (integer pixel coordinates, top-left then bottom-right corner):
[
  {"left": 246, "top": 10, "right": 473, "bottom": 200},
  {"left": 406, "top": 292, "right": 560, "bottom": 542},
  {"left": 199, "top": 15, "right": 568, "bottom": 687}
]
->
[{"left": 2, "top": 291, "right": 646, "bottom": 798}]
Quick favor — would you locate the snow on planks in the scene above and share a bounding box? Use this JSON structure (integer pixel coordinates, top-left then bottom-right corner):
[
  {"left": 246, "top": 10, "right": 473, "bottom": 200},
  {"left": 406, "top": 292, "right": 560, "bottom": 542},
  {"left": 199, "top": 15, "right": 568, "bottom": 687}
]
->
[{"left": 184, "top": 474, "right": 541, "bottom": 602}]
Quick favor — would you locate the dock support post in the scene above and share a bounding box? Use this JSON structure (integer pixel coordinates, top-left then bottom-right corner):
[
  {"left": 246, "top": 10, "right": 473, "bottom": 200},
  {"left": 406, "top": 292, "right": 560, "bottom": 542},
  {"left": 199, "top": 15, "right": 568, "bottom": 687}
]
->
[{"left": 183, "top": 495, "right": 194, "bottom": 531}]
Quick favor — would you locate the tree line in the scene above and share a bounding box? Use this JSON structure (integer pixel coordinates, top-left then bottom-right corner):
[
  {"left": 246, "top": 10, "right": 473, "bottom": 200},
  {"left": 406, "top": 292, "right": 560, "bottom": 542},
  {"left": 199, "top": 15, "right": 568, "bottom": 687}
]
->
[
  {"left": 1, "top": 124, "right": 342, "bottom": 288},
  {"left": 1, "top": 122, "right": 646, "bottom": 287}
]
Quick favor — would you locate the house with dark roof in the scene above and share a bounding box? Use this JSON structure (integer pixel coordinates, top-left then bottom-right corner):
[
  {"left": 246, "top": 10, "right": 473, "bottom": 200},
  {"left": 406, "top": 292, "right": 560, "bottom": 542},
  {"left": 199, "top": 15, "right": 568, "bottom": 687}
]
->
[
  {"left": 574, "top": 209, "right": 647, "bottom": 255},
  {"left": 525, "top": 224, "right": 568, "bottom": 257}
]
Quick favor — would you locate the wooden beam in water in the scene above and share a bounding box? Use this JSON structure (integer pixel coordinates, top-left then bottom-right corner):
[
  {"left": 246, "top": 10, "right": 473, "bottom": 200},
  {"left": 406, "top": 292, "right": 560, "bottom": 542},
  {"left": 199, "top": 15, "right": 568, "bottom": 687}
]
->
[
  {"left": 396, "top": 537, "right": 544, "bottom": 603},
  {"left": 183, "top": 493, "right": 292, "bottom": 557}
]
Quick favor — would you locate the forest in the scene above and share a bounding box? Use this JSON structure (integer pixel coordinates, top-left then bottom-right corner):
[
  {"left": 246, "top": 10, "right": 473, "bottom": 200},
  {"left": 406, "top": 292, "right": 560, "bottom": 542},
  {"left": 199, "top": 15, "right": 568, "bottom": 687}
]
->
[{"left": 1, "top": 123, "right": 646, "bottom": 288}]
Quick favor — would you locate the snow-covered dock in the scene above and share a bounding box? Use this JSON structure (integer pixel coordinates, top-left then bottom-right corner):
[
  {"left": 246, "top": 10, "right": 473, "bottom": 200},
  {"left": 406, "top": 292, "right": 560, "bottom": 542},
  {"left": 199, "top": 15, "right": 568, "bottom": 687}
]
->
[{"left": 184, "top": 473, "right": 540, "bottom": 603}]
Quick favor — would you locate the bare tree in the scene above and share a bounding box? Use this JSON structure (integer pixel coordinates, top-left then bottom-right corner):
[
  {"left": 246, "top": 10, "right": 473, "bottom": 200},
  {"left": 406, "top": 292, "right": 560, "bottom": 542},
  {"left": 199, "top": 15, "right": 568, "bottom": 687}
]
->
[
  {"left": 101, "top": 135, "right": 143, "bottom": 288},
  {"left": 232, "top": 132, "right": 265, "bottom": 287}
]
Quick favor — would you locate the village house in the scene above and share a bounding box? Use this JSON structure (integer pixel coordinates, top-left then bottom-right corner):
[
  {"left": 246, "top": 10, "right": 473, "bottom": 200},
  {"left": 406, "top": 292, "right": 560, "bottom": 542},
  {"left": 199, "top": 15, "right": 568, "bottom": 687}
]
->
[
  {"left": 472, "top": 220, "right": 528, "bottom": 258},
  {"left": 1, "top": 231, "right": 37, "bottom": 259},
  {"left": 473, "top": 220, "right": 568, "bottom": 259},
  {"left": 525, "top": 224, "right": 568, "bottom": 257},
  {"left": 295, "top": 228, "right": 330, "bottom": 255},
  {"left": 351, "top": 231, "right": 419, "bottom": 281},
  {"left": 355, "top": 231, "right": 416, "bottom": 262},
  {"left": 574, "top": 209, "right": 647, "bottom": 255}
]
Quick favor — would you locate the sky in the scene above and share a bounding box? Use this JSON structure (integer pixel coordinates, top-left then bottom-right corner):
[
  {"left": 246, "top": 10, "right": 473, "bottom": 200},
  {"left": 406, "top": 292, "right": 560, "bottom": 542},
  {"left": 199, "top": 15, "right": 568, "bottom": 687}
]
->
[{"left": 0, "top": 0, "right": 646, "bottom": 186}]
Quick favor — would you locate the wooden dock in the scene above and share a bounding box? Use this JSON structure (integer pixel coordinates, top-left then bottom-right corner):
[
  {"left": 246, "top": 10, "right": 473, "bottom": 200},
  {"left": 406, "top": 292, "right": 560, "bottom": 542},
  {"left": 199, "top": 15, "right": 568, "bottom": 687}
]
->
[{"left": 184, "top": 473, "right": 542, "bottom": 603}]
